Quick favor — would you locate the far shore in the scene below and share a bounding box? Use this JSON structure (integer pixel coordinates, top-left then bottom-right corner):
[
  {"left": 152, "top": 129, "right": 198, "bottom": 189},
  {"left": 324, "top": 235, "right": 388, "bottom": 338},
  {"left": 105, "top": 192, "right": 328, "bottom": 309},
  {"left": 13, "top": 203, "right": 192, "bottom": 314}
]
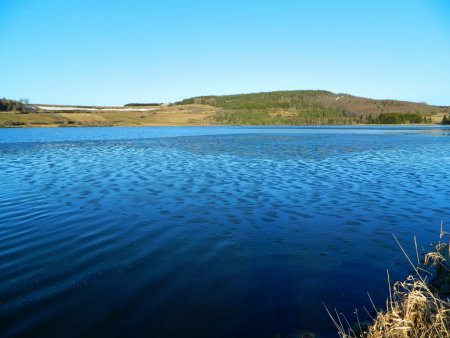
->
[
  {"left": 0, "top": 122, "right": 445, "bottom": 129},
  {"left": 2, "top": 91, "right": 449, "bottom": 127},
  {"left": 0, "top": 102, "right": 447, "bottom": 128}
]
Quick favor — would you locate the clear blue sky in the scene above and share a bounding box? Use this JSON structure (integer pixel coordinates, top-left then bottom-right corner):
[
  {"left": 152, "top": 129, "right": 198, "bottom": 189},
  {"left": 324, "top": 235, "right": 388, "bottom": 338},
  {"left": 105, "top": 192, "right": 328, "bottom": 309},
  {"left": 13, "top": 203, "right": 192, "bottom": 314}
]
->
[{"left": 1, "top": 0, "right": 449, "bottom": 106}]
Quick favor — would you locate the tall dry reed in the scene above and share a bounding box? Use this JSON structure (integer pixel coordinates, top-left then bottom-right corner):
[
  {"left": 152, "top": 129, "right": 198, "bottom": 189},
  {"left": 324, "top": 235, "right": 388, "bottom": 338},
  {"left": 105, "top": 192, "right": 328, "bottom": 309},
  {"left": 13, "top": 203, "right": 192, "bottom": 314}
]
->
[{"left": 326, "top": 222, "right": 450, "bottom": 338}]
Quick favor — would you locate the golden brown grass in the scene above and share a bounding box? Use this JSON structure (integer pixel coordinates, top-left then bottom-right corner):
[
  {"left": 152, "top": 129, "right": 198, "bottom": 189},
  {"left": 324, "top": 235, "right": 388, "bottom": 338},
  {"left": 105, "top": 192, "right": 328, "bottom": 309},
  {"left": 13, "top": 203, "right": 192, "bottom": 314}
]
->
[
  {"left": 430, "top": 113, "right": 448, "bottom": 124},
  {"left": 0, "top": 104, "right": 217, "bottom": 127},
  {"left": 326, "top": 223, "right": 450, "bottom": 338}
]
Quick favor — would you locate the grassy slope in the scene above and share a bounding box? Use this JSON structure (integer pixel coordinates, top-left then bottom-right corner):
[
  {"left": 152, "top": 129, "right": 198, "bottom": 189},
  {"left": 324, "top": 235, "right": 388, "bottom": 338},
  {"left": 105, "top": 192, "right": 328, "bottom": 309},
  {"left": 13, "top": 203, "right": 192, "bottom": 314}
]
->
[
  {"left": 1, "top": 91, "right": 449, "bottom": 127},
  {"left": 176, "top": 90, "right": 450, "bottom": 125},
  {"left": 0, "top": 105, "right": 216, "bottom": 127}
]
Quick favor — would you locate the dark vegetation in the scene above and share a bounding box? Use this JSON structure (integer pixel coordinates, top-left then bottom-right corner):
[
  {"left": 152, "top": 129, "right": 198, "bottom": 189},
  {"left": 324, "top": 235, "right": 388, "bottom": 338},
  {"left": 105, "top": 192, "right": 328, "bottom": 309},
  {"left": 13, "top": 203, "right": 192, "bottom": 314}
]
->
[
  {"left": 442, "top": 114, "right": 450, "bottom": 125},
  {"left": 176, "top": 90, "right": 449, "bottom": 125},
  {"left": 0, "top": 98, "right": 31, "bottom": 113}
]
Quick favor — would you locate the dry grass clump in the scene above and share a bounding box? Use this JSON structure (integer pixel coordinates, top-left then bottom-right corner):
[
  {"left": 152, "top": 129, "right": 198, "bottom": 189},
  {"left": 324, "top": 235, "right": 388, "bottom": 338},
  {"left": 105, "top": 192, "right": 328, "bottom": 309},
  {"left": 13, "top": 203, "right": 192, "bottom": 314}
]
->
[{"left": 327, "top": 223, "right": 450, "bottom": 338}]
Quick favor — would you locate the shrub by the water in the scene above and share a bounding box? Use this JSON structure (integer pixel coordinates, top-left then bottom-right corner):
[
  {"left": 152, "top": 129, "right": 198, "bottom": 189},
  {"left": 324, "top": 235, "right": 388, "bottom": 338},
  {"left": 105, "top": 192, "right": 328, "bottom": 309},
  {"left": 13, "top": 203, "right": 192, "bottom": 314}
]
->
[{"left": 442, "top": 115, "right": 450, "bottom": 125}]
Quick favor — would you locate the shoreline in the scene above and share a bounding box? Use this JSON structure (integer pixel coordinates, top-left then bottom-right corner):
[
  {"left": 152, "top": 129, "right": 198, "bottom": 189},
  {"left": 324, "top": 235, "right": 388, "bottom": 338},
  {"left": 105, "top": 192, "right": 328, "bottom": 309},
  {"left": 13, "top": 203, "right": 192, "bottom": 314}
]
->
[{"left": 0, "top": 123, "right": 446, "bottom": 129}]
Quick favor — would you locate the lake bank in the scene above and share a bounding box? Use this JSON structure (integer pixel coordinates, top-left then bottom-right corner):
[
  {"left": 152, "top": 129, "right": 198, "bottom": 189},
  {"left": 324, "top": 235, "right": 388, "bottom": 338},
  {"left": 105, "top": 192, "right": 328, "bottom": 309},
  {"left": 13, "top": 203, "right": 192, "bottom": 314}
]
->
[
  {"left": 2, "top": 90, "right": 449, "bottom": 128},
  {"left": 0, "top": 100, "right": 446, "bottom": 128},
  {"left": 0, "top": 111, "right": 443, "bottom": 128}
]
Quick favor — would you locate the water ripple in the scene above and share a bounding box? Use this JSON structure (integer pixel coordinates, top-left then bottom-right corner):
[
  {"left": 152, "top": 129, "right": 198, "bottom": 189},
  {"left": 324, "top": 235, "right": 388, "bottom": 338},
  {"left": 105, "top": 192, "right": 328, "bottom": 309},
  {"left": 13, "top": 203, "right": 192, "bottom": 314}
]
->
[{"left": 0, "top": 126, "right": 449, "bottom": 337}]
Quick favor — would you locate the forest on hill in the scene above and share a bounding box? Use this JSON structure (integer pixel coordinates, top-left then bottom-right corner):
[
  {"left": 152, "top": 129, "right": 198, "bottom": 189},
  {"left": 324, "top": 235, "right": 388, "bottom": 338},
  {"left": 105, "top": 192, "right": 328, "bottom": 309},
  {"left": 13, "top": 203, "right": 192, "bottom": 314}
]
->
[
  {"left": 2, "top": 91, "right": 450, "bottom": 127},
  {"left": 176, "top": 90, "right": 450, "bottom": 125}
]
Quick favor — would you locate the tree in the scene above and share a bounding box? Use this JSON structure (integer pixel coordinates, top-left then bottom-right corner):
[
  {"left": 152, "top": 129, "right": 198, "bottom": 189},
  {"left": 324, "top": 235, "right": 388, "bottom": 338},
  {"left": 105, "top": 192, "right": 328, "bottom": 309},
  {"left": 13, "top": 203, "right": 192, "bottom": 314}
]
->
[{"left": 442, "top": 114, "right": 450, "bottom": 125}]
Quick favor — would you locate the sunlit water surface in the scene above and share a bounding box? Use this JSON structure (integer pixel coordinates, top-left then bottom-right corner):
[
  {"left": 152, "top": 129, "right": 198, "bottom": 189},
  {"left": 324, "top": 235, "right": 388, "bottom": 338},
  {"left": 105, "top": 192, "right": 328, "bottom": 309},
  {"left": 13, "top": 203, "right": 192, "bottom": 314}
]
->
[{"left": 1, "top": 126, "right": 449, "bottom": 337}]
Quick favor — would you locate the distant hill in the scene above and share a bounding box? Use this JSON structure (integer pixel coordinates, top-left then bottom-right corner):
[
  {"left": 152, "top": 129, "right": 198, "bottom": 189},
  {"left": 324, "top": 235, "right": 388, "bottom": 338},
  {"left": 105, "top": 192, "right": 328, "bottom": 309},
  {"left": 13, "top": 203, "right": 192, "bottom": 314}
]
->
[
  {"left": 1, "top": 91, "right": 450, "bottom": 127},
  {"left": 176, "top": 90, "right": 450, "bottom": 125}
]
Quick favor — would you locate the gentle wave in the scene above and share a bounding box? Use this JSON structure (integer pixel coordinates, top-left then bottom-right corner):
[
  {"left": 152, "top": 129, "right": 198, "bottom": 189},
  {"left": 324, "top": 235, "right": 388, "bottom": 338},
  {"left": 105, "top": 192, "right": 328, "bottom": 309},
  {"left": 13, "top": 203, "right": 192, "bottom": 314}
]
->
[{"left": 0, "top": 127, "right": 449, "bottom": 337}]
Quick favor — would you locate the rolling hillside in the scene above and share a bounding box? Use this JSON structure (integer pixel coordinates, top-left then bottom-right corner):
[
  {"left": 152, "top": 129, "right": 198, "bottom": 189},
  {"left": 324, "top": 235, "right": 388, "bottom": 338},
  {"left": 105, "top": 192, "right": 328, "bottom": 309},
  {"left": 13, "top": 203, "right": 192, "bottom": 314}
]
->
[
  {"left": 176, "top": 90, "right": 450, "bottom": 125},
  {"left": 1, "top": 91, "right": 449, "bottom": 127}
]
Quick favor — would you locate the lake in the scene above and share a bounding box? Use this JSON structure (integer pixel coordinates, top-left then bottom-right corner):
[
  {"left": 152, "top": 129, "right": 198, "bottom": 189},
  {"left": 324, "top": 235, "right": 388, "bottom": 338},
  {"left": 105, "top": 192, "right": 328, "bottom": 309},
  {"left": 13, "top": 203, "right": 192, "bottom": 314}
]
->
[{"left": 1, "top": 126, "right": 449, "bottom": 337}]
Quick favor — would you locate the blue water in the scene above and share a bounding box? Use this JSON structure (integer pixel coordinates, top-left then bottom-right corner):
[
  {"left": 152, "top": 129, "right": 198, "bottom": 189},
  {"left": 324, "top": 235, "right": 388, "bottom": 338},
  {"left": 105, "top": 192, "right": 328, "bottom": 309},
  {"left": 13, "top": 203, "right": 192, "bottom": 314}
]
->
[{"left": 1, "top": 126, "right": 449, "bottom": 338}]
